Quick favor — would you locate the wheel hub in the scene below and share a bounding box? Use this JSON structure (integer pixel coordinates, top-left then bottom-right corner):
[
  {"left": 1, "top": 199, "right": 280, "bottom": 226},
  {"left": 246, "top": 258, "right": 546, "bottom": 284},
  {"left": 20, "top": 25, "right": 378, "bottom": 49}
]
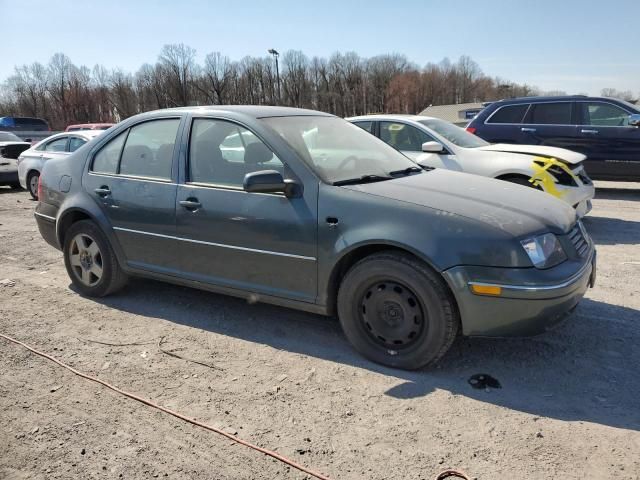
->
[
  {"left": 79, "top": 251, "right": 92, "bottom": 270},
  {"left": 360, "top": 281, "right": 425, "bottom": 349}
]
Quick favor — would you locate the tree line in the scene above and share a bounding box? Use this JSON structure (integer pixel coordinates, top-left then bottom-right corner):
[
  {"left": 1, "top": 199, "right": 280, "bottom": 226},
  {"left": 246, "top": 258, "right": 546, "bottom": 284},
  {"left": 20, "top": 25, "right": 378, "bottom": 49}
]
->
[{"left": 0, "top": 44, "right": 635, "bottom": 130}]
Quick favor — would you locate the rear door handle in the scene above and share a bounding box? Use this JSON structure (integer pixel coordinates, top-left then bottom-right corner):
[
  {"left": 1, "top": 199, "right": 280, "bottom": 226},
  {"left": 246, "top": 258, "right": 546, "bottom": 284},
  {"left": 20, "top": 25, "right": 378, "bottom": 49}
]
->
[
  {"left": 521, "top": 127, "right": 537, "bottom": 133},
  {"left": 179, "top": 198, "right": 201, "bottom": 210},
  {"left": 581, "top": 129, "right": 599, "bottom": 134},
  {"left": 94, "top": 186, "right": 111, "bottom": 197}
]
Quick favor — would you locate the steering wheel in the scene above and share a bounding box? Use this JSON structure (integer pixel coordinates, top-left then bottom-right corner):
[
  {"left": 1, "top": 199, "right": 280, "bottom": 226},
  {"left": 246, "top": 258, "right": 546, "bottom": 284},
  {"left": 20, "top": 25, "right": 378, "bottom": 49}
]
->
[{"left": 336, "top": 155, "right": 360, "bottom": 171}]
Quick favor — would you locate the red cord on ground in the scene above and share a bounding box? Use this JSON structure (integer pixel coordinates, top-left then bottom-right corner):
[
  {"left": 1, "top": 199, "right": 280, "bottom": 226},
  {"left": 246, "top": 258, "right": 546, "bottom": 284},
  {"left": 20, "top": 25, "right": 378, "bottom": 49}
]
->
[
  {"left": 0, "top": 333, "right": 333, "bottom": 480},
  {"left": 1, "top": 332, "right": 473, "bottom": 480}
]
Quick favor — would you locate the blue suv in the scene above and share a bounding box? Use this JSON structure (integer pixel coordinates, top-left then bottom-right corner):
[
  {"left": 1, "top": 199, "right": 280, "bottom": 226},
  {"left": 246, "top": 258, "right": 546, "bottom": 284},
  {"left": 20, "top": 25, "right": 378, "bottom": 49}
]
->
[{"left": 467, "top": 96, "right": 640, "bottom": 181}]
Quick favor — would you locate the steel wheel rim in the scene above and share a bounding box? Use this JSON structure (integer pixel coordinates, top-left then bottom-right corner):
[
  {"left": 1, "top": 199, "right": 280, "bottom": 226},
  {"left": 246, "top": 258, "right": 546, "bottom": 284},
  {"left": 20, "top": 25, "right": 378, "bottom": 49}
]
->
[
  {"left": 29, "top": 175, "right": 38, "bottom": 195},
  {"left": 359, "top": 280, "right": 426, "bottom": 350},
  {"left": 69, "top": 233, "right": 103, "bottom": 287}
]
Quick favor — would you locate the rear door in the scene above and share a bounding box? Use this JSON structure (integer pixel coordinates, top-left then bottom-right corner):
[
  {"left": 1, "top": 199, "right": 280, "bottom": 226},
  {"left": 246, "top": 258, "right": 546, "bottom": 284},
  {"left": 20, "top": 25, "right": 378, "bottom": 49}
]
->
[
  {"left": 519, "top": 101, "right": 580, "bottom": 149},
  {"left": 83, "top": 117, "right": 183, "bottom": 273},
  {"left": 481, "top": 103, "right": 531, "bottom": 143},
  {"left": 576, "top": 101, "right": 640, "bottom": 180}
]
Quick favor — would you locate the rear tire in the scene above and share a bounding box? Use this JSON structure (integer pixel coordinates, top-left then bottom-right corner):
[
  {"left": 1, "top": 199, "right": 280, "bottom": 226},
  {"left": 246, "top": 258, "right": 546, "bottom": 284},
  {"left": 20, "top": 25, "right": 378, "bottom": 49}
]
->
[
  {"left": 337, "top": 251, "right": 459, "bottom": 370},
  {"left": 63, "top": 220, "right": 127, "bottom": 297},
  {"left": 27, "top": 171, "right": 39, "bottom": 200}
]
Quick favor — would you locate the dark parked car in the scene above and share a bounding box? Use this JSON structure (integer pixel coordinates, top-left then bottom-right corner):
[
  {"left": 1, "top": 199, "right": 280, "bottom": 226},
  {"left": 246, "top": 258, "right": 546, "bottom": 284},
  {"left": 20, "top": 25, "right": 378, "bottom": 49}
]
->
[
  {"left": 0, "top": 116, "right": 50, "bottom": 134},
  {"left": 35, "top": 106, "right": 595, "bottom": 369},
  {"left": 467, "top": 96, "right": 640, "bottom": 181}
]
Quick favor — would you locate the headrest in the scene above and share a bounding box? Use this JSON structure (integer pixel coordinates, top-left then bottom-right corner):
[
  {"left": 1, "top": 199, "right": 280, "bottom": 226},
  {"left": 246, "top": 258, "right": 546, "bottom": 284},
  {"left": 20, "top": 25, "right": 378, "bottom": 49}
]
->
[{"left": 244, "top": 142, "right": 273, "bottom": 165}]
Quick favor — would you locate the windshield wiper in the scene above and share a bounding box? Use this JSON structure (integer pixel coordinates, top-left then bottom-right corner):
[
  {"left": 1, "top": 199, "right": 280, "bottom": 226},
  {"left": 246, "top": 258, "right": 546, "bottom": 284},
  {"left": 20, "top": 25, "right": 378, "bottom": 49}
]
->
[
  {"left": 389, "top": 166, "right": 424, "bottom": 177},
  {"left": 333, "top": 174, "right": 392, "bottom": 186}
]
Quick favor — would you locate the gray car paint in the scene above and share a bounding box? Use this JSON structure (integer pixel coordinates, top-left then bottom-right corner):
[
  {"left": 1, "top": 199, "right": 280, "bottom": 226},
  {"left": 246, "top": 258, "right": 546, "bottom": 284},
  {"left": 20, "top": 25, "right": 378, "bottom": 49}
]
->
[{"left": 34, "top": 106, "right": 594, "bottom": 337}]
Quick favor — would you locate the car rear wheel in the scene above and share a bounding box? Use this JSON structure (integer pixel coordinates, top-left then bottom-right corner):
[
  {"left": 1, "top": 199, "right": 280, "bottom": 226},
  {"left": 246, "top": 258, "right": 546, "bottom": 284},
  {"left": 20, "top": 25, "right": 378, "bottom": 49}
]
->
[
  {"left": 27, "top": 171, "right": 39, "bottom": 199},
  {"left": 63, "top": 220, "right": 127, "bottom": 297},
  {"left": 337, "top": 251, "right": 459, "bottom": 370}
]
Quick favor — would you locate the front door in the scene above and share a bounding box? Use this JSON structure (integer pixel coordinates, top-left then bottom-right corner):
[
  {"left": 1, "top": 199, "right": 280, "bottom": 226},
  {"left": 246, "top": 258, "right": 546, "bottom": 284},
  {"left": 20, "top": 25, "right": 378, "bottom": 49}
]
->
[
  {"left": 83, "top": 117, "right": 183, "bottom": 273},
  {"left": 576, "top": 101, "right": 640, "bottom": 180},
  {"left": 175, "top": 117, "right": 318, "bottom": 303}
]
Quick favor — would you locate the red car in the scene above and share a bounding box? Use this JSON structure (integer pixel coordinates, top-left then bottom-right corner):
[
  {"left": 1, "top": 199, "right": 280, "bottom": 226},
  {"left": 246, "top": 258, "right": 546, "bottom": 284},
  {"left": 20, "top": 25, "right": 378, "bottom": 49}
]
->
[{"left": 65, "top": 123, "right": 114, "bottom": 132}]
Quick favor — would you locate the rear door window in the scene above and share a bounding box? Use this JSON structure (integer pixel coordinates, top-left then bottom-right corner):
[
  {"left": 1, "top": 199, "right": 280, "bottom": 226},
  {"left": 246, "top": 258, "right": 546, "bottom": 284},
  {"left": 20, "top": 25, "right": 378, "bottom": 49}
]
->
[
  {"left": 486, "top": 104, "right": 529, "bottom": 124},
  {"left": 353, "top": 121, "right": 374, "bottom": 134},
  {"left": 92, "top": 131, "right": 127, "bottom": 174},
  {"left": 44, "top": 137, "right": 68, "bottom": 152},
  {"left": 583, "top": 102, "right": 630, "bottom": 126},
  {"left": 527, "top": 102, "right": 573, "bottom": 125},
  {"left": 118, "top": 119, "right": 181, "bottom": 180},
  {"left": 69, "top": 137, "right": 87, "bottom": 152}
]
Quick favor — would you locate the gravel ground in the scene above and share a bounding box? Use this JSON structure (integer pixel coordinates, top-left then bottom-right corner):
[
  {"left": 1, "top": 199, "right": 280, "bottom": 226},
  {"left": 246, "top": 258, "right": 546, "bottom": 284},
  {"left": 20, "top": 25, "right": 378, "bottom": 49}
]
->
[{"left": 0, "top": 183, "right": 639, "bottom": 480}]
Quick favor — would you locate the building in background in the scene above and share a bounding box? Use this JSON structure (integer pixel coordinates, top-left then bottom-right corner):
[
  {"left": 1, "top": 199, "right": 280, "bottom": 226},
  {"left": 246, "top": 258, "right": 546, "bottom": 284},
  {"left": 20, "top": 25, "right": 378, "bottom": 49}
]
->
[{"left": 419, "top": 102, "right": 490, "bottom": 126}]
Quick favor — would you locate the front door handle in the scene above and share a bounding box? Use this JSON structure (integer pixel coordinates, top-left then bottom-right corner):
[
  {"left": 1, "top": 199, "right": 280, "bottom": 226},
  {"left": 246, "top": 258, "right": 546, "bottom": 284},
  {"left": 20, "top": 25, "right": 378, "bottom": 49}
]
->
[
  {"left": 179, "top": 198, "right": 201, "bottom": 211},
  {"left": 94, "top": 186, "right": 111, "bottom": 197},
  {"left": 581, "top": 129, "right": 599, "bottom": 134},
  {"left": 521, "top": 127, "right": 537, "bottom": 133}
]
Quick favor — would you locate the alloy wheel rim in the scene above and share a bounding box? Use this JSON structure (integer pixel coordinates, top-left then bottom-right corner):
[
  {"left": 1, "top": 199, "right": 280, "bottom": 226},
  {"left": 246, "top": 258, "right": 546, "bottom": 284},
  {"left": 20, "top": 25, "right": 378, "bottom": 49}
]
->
[
  {"left": 69, "top": 234, "right": 103, "bottom": 287},
  {"left": 360, "top": 280, "right": 425, "bottom": 349},
  {"left": 30, "top": 175, "right": 38, "bottom": 195}
]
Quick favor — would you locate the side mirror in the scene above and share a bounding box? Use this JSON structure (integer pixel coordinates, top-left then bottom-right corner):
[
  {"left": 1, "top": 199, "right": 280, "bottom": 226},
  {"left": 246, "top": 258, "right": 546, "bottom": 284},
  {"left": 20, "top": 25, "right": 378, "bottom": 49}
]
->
[
  {"left": 629, "top": 114, "right": 640, "bottom": 127},
  {"left": 243, "top": 170, "right": 301, "bottom": 198},
  {"left": 421, "top": 141, "right": 444, "bottom": 153}
]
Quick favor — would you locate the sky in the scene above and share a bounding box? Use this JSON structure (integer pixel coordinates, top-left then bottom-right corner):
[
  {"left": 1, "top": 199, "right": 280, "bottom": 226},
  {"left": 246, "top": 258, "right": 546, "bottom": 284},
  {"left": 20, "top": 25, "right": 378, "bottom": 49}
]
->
[{"left": 1, "top": 0, "right": 639, "bottom": 96}]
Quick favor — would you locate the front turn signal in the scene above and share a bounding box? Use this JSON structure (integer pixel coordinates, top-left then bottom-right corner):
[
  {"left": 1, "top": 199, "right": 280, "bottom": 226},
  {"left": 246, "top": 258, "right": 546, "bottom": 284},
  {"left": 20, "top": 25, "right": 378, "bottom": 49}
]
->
[{"left": 470, "top": 284, "right": 503, "bottom": 296}]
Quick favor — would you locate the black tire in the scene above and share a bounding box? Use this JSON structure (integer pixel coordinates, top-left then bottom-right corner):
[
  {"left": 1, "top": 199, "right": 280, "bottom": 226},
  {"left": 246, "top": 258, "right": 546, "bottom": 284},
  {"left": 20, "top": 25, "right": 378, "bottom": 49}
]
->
[
  {"left": 27, "top": 171, "right": 39, "bottom": 200},
  {"left": 63, "top": 220, "right": 127, "bottom": 297},
  {"left": 501, "top": 175, "right": 540, "bottom": 189},
  {"left": 337, "top": 251, "right": 459, "bottom": 370}
]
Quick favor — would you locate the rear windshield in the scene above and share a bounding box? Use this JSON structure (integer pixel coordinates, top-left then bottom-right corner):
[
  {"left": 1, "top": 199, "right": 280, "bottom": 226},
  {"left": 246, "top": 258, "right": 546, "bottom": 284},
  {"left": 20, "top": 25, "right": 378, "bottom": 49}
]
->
[{"left": 418, "top": 118, "right": 489, "bottom": 148}]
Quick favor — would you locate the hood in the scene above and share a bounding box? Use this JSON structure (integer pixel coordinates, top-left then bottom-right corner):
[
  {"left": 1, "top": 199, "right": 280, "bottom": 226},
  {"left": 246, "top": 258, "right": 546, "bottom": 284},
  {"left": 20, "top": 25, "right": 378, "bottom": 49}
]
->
[
  {"left": 476, "top": 143, "right": 586, "bottom": 164},
  {"left": 343, "top": 169, "right": 576, "bottom": 237}
]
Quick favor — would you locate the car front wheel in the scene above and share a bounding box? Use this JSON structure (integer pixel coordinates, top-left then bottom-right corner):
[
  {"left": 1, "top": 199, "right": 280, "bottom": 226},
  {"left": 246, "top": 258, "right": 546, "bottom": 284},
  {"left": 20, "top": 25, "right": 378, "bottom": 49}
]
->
[
  {"left": 63, "top": 220, "right": 127, "bottom": 297},
  {"left": 337, "top": 251, "right": 459, "bottom": 370}
]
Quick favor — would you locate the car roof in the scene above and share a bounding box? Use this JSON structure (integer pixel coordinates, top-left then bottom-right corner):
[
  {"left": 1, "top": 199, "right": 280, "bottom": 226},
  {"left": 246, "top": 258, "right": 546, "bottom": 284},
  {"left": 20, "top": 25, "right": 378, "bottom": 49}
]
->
[
  {"left": 488, "top": 95, "right": 629, "bottom": 104},
  {"left": 347, "top": 114, "right": 439, "bottom": 123},
  {"left": 140, "top": 105, "right": 334, "bottom": 119},
  {"left": 66, "top": 123, "right": 114, "bottom": 128}
]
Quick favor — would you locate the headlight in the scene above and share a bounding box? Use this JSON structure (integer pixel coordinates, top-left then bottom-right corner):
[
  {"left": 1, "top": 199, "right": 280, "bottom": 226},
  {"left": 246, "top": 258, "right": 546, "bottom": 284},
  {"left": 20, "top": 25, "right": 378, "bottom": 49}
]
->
[{"left": 521, "top": 233, "right": 566, "bottom": 269}]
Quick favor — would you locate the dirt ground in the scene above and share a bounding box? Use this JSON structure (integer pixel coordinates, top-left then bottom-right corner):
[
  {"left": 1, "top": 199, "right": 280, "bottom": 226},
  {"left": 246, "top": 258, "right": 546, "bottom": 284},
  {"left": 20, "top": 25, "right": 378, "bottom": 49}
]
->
[{"left": 0, "top": 183, "right": 639, "bottom": 480}]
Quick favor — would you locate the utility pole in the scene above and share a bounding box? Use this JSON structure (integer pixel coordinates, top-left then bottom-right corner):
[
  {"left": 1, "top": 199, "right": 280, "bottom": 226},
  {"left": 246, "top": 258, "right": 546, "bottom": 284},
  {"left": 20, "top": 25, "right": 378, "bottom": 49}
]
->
[{"left": 268, "top": 48, "right": 280, "bottom": 103}]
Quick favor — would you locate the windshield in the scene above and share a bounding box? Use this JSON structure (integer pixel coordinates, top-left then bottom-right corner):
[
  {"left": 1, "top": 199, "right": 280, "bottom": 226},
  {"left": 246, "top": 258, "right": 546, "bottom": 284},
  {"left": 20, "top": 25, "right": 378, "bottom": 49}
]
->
[
  {"left": 418, "top": 118, "right": 489, "bottom": 148},
  {"left": 0, "top": 132, "right": 22, "bottom": 142},
  {"left": 261, "top": 116, "right": 419, "bottom": 184}
]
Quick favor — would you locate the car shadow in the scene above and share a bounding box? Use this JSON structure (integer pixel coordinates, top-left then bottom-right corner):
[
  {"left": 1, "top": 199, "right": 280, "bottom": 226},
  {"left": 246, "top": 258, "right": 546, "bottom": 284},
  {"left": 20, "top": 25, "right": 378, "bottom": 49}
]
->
[
  {"left": 88, "top": 278, "right": 640, "bottom": 432},
  {"left": 582, "top": 215, "right": 640, "bottom": 245}
]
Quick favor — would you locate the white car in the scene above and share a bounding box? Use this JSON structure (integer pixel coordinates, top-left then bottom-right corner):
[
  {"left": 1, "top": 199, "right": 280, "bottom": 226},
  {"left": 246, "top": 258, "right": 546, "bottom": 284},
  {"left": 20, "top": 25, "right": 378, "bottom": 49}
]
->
[
  {"left": 18, "top": 130, "right": 104, "bottom": 199},
  {"left": 0, "top": 132, "right": 31, "bottom": 188},
  {"left": 347, "top": 115, "right": 595, "bottom": 217}
]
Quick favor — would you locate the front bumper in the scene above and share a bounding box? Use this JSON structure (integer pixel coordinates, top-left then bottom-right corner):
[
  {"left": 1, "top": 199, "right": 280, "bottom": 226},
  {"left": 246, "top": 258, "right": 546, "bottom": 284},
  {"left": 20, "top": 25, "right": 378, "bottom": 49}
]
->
[{"left": 443, "top": 249, "right": 596, "bottom": 336}]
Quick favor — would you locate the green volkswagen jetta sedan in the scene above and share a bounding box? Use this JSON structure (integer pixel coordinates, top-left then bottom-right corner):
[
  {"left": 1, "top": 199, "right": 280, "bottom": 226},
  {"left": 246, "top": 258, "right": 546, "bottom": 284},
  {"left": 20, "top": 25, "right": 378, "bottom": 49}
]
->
[{"left": 34, "top": 106, "right": 596, "bottom": 370}]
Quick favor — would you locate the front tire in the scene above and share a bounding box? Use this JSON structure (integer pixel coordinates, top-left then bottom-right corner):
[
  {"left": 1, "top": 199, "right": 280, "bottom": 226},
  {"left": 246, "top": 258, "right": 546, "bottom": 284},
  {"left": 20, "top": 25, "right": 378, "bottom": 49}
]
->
[
  {"left": 27, "top": 171, "right": 39, "bottom": 200},
  {"left": 337, "top": 251, "right": 459, "bottom": 370},
  {"left": 63, "top": 220, "right": 127, "bottom": 297}
]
